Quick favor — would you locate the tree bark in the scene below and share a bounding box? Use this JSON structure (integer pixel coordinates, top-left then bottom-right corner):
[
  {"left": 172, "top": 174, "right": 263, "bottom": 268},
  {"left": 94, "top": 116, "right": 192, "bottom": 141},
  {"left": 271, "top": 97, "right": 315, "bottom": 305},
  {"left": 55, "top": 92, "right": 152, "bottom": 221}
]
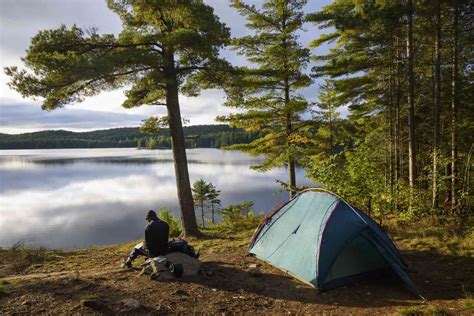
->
[
  {"left": 388, "top": 42, "right": 395, "bottom": 197},
  {"left": 285, "top": 78, "right": 296, "bottom": 198},
  {"left": 395, "top": 36, "right": 401, "bottom": 187},
  {"left": 211, "top": 203, "right": 215, "bottom": 224},
  {"left": 281, "top": 8, "right": 296, "bottom": 199},
  {"left": 164, "top": 50, "right": 200, "bottom": 237},
  {"left": 406, "top": 0, "right": 417, "bottom": 191},
  {"left": 201, "top": 200, "right": 205, "bottom": 228},
  {"left": 432, "top": 0, "right": 441, "bottom": 210},
  {"left": 451, "top": 0, "right": 459, "bottom": 210}
]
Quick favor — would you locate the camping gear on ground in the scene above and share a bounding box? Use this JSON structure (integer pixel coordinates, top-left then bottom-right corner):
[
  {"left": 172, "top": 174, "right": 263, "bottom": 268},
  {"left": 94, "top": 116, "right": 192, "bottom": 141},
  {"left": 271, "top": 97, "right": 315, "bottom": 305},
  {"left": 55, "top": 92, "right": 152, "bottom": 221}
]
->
[
  {"left": 141, "top": 252, "right": 202, "bottom": 279},
  {"left": 248, "top": 189, "right": 423, "bottom": 298},
  {"left": 141, "top": 256, "right": 184, "bottom": 279},
  {"left": 137, "top": 239, "right": 201, "bottom": 279},
  {"left": 166, "top": 252, "right": 202, "bottom": 276},
  {"left": 168, "top": 239, "right": 199, "bottom": 258}
]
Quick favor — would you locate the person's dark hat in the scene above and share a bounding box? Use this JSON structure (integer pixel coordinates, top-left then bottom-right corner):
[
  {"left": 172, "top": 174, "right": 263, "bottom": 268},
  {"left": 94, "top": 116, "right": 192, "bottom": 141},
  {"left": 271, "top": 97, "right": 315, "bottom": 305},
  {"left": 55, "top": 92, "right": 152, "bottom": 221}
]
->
[{"left": 145, "top": 210, "right": 158, "bottom": 220}]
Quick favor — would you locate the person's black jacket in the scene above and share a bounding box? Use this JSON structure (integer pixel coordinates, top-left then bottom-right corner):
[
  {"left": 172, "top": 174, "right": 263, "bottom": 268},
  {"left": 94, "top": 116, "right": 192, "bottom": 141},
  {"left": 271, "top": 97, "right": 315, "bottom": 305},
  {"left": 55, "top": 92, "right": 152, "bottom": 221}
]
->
[{"left": 144, "top": 219, "right": 169, "bottom": 257}]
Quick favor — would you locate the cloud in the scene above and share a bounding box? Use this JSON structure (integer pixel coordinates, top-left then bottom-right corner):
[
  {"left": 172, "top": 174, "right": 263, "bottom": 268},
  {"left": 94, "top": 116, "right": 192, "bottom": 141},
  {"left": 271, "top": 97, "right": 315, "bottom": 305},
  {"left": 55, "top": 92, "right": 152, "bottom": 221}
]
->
[
  {"left": 0, "top": 88, "right": 238, "bottom": 133},
  {"left": 0, "top": 98, "right": 148, "bottom": 133},
  {"left": 0, "top": 0, "right": 334, "bottom": 133},
  {"left": 0, "top": 0, "right": 121, "bottom": 56}
]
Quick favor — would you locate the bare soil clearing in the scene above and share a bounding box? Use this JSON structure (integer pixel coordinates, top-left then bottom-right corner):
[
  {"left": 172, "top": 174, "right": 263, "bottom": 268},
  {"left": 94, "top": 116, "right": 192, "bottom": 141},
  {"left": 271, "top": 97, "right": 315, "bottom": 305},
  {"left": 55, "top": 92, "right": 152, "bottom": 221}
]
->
[{"left": 0, "top": 229, "right": 472, "bottom": 315}]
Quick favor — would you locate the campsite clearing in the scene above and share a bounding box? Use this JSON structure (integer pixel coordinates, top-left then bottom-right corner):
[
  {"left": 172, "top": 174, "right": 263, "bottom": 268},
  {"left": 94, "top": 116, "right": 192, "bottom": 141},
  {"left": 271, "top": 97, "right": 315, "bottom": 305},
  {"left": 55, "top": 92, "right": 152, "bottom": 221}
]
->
[{"left": 0, "top": 225, "right": 473, "bottom": 314}]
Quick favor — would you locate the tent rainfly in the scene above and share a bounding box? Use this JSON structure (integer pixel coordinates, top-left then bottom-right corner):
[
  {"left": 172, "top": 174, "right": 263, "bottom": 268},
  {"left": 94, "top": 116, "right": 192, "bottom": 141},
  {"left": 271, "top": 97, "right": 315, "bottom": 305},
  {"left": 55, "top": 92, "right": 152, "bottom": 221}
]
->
[{"left": 248, "top": 189, "right": 423, "bottom": 298}]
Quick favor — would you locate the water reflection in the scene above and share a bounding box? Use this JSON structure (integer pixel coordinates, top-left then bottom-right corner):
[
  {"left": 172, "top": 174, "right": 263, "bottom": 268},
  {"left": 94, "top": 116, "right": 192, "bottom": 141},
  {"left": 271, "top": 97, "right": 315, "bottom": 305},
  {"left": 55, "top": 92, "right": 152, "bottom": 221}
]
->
[{"left": 0, "top": 148, "right": 311, "bottom": 248}]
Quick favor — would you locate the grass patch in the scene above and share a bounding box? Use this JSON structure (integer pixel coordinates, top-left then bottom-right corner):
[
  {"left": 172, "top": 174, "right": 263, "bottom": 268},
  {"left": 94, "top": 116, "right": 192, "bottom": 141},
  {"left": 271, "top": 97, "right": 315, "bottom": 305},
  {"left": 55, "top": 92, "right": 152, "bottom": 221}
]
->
[
  {"left": 462, "top": 284, "right": 474, "bottom": 310},
  {"left": 464, "top": 298, "right": 474, "bottom": 310},
  {"left": 397, "top": 305, "right": 446, "bottom": 316},
  {"left": 0, "top": 243, "right": 66, "bottom": 275},
  {"left": 388, "top": 219, "right": 474, "bottom": 257},
  {"left": 189, "top": 228, "right": 253, "bottom": 255},
  {"left": 398, "top": 306, "right": 423, "bottom": 316},
  {"left": 81, "top": 293, "right": 101, "bottom": 301},
  {"left": 0, "top": 279, "right": 9, "bottom": 296},
  {"left": 424, "top": 305, "right": 447, "bottom": 315}
]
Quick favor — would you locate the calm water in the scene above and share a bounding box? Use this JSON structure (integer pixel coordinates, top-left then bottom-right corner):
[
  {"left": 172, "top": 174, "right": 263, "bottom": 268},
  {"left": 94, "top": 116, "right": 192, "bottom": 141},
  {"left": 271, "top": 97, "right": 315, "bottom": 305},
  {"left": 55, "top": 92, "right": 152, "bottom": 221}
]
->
[{"left": 0, "top": 148, "right": 311, "bottom": 248}]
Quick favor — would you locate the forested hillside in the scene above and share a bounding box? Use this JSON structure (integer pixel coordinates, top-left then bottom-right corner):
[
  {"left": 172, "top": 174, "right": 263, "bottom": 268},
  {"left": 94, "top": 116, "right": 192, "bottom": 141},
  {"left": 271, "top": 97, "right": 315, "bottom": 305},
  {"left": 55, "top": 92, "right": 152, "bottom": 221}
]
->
[{"left": 0, "top": 125, "right": 261, "bottom": 149}]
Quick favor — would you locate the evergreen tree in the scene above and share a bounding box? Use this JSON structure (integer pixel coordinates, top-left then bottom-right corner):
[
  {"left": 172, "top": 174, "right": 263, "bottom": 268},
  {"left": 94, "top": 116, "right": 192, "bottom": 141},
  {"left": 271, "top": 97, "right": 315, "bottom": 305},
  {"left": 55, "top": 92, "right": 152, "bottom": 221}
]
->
[
  {"left": 219, "top": 0, "right": 312, "bottom": 198},
  {"left": 207, "top": 183, "right": 221, "bottom": 224},
  {"left": 192, "top": 179, "right": 211, "bottom": 228},
  {"left": 5, "top": 0, "right": 230, "bottom": 236}
]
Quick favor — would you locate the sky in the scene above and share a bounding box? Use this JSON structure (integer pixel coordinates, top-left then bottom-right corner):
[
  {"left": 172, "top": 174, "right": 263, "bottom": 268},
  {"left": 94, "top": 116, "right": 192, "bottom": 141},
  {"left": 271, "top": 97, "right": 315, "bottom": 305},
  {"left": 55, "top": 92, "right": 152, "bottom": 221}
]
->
[{"left": 0, "top": 0, "right": 332, "bottom": 134}]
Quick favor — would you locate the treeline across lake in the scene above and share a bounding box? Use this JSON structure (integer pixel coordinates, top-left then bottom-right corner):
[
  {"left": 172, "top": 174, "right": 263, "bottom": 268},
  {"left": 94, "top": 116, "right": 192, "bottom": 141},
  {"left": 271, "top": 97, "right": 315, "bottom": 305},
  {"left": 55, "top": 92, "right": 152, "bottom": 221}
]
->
[{"left": 0, "top": 125, "right": 262, "bottom": 150}]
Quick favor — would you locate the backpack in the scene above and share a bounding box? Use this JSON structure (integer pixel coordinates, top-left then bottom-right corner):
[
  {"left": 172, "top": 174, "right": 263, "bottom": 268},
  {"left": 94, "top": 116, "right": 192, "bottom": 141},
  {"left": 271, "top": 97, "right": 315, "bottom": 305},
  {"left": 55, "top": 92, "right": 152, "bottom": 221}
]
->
[{"left": 167, "top": 239, "right": 199, "bottom": 258}]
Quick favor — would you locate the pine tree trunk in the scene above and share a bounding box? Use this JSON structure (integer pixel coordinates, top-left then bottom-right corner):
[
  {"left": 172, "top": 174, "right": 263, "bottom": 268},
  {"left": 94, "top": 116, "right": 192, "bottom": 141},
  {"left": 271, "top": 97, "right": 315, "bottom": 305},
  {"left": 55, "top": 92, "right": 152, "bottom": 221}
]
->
[
  {"left": 164, "top": 50, "right": 200, "bottom": 237},
  {"left": 281, "top": 9, "right": 296, "bottom": 199},
  {"left": 211, "top": 204, "right": 215, "bottom": 224},
  {"left": 432, "top": 0, "right": 441, "bottom": 210},
  {"left": 201, "top": 201, "right": 205, "bottom": 228},
  {"left": 388, "top": 45, "right": 395, "bottom": 197},
  {"left": 451, "top": 0, "right": 459, "bottom": 211},
  {"left": 406, "top": 0, "right": 417, "bottom": 191},
  {"left": 285, "top": 78, "right": 296, "bottom": 198},
  {"left": 395, "top": 36, "right": 401, "bottom": 188}
]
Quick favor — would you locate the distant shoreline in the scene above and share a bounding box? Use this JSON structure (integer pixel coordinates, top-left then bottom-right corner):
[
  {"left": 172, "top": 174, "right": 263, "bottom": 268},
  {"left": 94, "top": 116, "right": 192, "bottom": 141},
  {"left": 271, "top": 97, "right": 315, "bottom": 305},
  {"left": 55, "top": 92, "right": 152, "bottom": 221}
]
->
[{"left": 0, "top": 125, "right": 261, "bottom": 150}]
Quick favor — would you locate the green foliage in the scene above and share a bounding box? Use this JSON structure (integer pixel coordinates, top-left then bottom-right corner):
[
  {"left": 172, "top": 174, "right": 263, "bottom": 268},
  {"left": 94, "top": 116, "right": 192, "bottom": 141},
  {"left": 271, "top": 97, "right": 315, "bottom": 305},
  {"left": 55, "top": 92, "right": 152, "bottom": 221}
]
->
[
  {"left": 465, "top": 298, "right": 474, "bottom": 310},
  {"left": 397, "top": 305, "right": 447, "bottom": 316},
  {"left": 305, "top": 0, "right": 474, "bottom": 219},
  {"left": 220, "top": 0, "right": 312, "bottom": 192},
  {"left": 306, "top": 124, "right": 431, "bottom": 222},
  {"left": 462, "top": 283, "right": 474, "bottom": 310},
  {"left": 80, "top": 293, "right": 102, "bottom": 302},
  {"left": 5, "top": 0, "right": 231, "bottom": 110},
  {"left": 220, "top": 201, "right": 263, "bottom": 231},
  {"left": 158, "top": 207, "right": 182, "bottom": 237},
  {"left": 0, "top": 279, "right": 8, "bottom": 296},
  {"left": 192, "top": 178, "right": 210, "bottom": 227},
  {"left": 207, "top": 183, "right": 221, "bottom": 224},
  {"left": 192, "top": 179, "right": 221, "bottom": 227},
  {"left": 140, "top": 116, "right": 168, "bottom": 135}
]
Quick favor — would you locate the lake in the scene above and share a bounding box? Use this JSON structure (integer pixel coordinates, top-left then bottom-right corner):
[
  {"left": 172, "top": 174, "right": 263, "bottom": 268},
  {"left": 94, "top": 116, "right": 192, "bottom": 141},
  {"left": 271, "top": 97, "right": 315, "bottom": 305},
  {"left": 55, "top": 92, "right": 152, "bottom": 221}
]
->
[{"left": 0, "top": 148, "right": 311, "bottom": 249}]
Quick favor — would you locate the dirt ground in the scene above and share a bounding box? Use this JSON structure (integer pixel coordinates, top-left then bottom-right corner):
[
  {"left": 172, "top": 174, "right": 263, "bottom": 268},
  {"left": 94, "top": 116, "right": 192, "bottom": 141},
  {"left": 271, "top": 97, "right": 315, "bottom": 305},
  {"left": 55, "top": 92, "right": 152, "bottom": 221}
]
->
[{"left": 0, "top": 229, "right": 473, "bottom": 315}]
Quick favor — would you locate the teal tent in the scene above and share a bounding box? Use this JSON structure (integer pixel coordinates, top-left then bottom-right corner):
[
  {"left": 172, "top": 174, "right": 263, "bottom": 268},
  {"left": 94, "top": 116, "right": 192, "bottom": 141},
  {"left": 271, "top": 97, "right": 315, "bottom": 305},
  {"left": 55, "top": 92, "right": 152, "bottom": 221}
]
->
[{"left": 248, "top": 189, "right": 422, "bottom": 297}]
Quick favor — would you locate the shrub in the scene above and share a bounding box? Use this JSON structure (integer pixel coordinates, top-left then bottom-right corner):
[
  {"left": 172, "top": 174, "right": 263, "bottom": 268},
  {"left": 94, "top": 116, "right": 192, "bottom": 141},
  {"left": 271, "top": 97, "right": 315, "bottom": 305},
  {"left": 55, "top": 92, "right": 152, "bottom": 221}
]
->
[
  {"left": 220, "top": 201, "right": 264, "bottom": 231},
  {"left": 0, "top": 242, "right": 62, "bottom": 274},
  {"left": 158, "top": 207, "right": 182, "bottom": 237}
]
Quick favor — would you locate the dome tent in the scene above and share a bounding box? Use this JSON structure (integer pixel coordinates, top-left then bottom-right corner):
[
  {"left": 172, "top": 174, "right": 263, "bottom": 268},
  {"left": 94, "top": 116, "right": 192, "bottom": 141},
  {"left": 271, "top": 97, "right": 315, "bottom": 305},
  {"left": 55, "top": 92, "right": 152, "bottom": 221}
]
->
[{"left": 248, "top": 189, "right": 422, "bottom": 298}]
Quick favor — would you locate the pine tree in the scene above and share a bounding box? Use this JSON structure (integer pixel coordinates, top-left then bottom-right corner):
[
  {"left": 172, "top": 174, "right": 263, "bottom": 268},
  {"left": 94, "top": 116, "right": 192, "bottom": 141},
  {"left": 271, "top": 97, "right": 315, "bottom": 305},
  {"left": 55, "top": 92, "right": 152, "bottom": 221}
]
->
[
  {"left": 219, "top": 0, "right": 312, "bottom": 198},
  {"left": 192, "top": 179, "right": 211, "bottom": 228},
  {"left": 5, "top": 0, "right": 230, "bottom": 237},
  {"left": 207, "top": 183, "right": 221, "bottom": 224},
  {"left": 432, "top": 0, "right": 442, "bottom": 210}
]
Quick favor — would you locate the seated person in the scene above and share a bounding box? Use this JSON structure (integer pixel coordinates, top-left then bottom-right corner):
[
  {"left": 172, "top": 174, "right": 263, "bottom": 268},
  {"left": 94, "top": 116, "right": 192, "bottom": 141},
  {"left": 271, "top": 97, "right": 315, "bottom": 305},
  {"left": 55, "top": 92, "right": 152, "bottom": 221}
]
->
[{"left": 122, "top": 210, "right": 170, "bottom": 268}]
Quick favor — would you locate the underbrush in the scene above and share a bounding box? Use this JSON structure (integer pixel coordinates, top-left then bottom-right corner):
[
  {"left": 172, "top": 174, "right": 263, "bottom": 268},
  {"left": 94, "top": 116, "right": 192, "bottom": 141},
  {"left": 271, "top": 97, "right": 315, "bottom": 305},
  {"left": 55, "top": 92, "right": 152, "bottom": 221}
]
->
[
  {"left": 388, "top": 217, "right": 474, "bottom": 257},
  {"left": 397, "top": 305, "right": 447, "bottom": 316},
  {"left": 0, "top": 242, "right": 65, "bottom": 275},
  {"left": 0, "top": 279, "right": 9, "bottom": 296},
  {"left": 462, "top": 284, "right": 474, "bottom": 310}
]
